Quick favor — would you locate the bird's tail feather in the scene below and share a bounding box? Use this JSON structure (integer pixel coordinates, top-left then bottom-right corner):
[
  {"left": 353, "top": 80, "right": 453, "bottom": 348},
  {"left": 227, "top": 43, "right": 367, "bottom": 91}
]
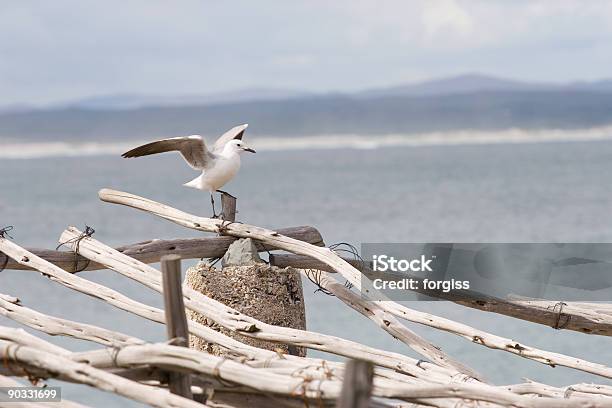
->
[{"left": 183, "top": 174, "right": 204, "bottom": 190}]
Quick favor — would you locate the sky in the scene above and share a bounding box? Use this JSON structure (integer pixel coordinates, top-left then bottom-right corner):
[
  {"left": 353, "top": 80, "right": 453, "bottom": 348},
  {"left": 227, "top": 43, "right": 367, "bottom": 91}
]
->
[{"left": 1, "top": 0, "right": 612, "bottom": 107}]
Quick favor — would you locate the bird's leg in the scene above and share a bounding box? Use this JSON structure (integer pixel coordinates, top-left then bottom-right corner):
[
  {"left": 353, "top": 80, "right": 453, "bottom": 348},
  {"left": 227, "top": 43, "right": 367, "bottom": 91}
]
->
[{"left": 210, "top": 193, "right": 218, "bottom": 218}]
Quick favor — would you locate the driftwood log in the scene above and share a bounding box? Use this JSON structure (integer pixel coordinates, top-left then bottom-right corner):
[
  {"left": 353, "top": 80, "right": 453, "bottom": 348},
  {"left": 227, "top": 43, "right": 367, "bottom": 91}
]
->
[{"left": 4, "top": 226, "right": 323, "bottom": 272}]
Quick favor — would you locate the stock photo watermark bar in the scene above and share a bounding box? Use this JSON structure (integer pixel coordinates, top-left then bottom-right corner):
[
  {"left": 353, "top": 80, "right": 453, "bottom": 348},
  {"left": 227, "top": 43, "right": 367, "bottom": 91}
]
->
[
  {"left": 361, "top": 243, "right": 612, "bottom": 301},
  {"left": 0, "top": 387, "right": 62, "bottom": 402}
]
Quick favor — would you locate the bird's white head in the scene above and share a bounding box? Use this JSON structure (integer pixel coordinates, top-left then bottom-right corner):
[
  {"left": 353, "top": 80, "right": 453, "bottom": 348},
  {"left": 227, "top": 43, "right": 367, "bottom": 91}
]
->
[{"left": 222, "top": 139, "right": 256, "bottom": 156}]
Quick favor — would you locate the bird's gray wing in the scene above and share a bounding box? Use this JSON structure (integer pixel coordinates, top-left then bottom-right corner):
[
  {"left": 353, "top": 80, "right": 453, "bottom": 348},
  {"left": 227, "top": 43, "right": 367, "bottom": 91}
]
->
[
  {"left": 212, "top": 123, "right": 248, "bottom": 153},
  {"left": 121, "top": 135, "right": 213, "bottom": 170}
]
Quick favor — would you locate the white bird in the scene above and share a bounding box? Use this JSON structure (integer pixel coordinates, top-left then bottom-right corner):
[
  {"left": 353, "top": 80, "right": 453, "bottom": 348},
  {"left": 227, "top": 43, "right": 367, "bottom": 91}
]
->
[{"left": 121, "top": 124, "right": 255, "bottom": 218}]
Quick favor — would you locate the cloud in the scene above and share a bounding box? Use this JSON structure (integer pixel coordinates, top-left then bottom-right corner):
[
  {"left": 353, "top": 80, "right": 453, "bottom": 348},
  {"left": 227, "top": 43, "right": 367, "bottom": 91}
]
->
[
  {"left": 1, "top": 1, "right": 612, "bottom": 107},
  {"left": 422, "top": 0, "right": 474, "bottom": 39}
]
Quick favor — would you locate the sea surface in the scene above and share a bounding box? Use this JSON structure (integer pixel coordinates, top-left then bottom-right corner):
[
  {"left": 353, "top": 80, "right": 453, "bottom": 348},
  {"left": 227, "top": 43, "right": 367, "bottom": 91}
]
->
[{"left": 1, "top": 136, "right": 612, "bottom": 406}]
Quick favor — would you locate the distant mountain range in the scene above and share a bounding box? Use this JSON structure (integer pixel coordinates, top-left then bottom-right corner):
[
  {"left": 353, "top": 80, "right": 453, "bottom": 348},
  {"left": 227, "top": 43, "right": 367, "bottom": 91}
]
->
[
  {"left": 60, "top": 88, "right": 313, "bottom": 110},
  {"left": 3, "top": 74, "right": 612, "bottom": 141},
  {"left": 356, "top": 74, "right": 612, "bottom": 98}
]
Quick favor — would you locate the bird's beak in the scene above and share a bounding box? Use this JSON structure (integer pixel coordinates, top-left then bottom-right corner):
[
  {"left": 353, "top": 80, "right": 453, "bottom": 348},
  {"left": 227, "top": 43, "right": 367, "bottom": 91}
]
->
[{"left": 243, "top": 147, "right": 256, "bottom": 153}]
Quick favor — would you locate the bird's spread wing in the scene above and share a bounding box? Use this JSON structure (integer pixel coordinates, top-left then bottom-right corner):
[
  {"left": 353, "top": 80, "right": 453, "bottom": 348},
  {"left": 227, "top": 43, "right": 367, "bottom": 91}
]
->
[
  {"left": 212, "top": 124, "right": 248, "bottom": 153},
  {"left": 121, "top": 136, "right": 213, "bottom": 170}
]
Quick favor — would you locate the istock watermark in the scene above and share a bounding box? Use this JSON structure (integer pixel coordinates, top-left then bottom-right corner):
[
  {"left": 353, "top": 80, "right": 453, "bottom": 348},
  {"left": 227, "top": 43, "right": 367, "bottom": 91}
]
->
[
  {"left": 0, "top": 387, "right": 61, "bottom": 402},
  {"left": 370, "top": 254, "right": 469, "bottom": 292},
  {"left": 372, "top": 254, "right": 434, "bottom": 272},
  {"left": 360, "top": 243, "right": 612, "bottom": 301}
]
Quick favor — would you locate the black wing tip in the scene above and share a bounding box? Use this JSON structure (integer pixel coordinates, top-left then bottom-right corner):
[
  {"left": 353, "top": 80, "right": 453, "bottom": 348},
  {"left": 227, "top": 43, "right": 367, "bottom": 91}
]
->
[
  {"left": 233, "top": 123, "right": 248, "bottom": 140},
  {"left": 121, "top": 145, "right": 151, "bottom": 158},
  {"left": 121, "top": 150, "right": 139, "bottom": 158}
]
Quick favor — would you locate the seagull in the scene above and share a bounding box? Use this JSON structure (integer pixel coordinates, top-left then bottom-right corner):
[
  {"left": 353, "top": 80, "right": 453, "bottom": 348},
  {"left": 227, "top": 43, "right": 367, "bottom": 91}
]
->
[{"left": 121, "top": 124, "right": 255, "bottom": 218}]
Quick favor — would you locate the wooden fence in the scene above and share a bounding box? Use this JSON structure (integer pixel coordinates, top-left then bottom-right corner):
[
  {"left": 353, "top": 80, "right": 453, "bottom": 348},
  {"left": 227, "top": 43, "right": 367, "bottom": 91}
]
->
[{"left": 1, "top": 188, "right": 612, "bottom": 407}]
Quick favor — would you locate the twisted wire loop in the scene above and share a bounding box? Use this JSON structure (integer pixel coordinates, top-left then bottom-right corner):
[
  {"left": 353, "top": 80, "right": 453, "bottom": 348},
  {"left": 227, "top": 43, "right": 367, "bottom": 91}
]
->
[
  {"left": 329, "top": 242, "right": 367, "bottom": 291},
  {"left": 548, "top": 301, "right": 571, "bottom": 329},
  {"left": 56, "top": 225, "right": 96, "bottom": 273},
  {"left": 2, "top": 343, "right": 16, "bottom": 374},
  {"left": 3, "top": 343, "right": 42, "bottom": 384},
  {"left": 212, "top": 358, "right": 238, "bottom": 387},
  {"left": 110, "top": 345, "right": 122, "bottom": 368},
  {"left": 216, "top": 219, "right": 242, "bottom": 236},
  {"left": 290, "top": 375, "right": 324, "bottom": 407},
  {"left": 304, "top": 242, "right": 365, "bottom": 296},
  {"left": 0, "top": 226, "right": 14, "bottom": 273},
  {"left": 415, "top": 359, "right": 428, "bottom": 369},
  {"left": 304, "top": 269, "right": 334, "bottom": 296},
  {"left": 0, "top": 226, "right": 14, "bottom": 239}
]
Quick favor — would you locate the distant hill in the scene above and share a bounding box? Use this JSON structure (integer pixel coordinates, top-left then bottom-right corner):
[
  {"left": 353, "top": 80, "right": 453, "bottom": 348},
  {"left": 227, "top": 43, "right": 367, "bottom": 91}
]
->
[
  {"left": 3, "top": 74, "right": 612, "bottom": 141},
  {"left": 356, "top": 73, "right": 556, "bottom": 98},
  {"left": 63, "top": 88, "right": 312, "bottom": 110}
]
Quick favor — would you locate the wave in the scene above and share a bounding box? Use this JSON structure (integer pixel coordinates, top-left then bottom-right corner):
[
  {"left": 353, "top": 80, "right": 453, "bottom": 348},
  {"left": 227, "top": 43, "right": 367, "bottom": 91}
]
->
[{"left": 2, "top": 126, "right": 612, "bottom": 159}]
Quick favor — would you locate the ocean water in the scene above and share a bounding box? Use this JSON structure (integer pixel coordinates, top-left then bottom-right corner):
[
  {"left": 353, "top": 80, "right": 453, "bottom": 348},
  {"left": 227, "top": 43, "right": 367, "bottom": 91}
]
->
[{"left": 1, "top": 138, "right": 612, "bottom": 406}]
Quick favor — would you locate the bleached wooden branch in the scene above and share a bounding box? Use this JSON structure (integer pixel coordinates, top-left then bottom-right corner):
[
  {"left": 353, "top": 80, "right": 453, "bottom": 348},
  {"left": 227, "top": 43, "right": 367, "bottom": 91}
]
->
[
  {"left": 72, "top": 342, "right": 340, "bottom": 400},
  {"left": 271, "top": 253, "right": 612, "bottom": 336},
  {"left": 567, "top": 383, "right": 612, "bottom": 398},
  {"left": 4, "top": 226, "right": 324, "bottom": 272},
  {"left": 0, "top": 294, "right": 144, "bottom": 348},
  {"left": 301, "top": 272, "right": 612, "bottom": 379},
  {"left": 70, "top": 342, "right": 612, "bottom": 408},
  {"left": 59, "top": 227, "right": 464, "bottom": 383},
  {"left": 503, "top": 380, "right": 612, "bottom": 400},
  {"left": 0, "top": 326, "right": 69, "bottom": 356},
  {"left": 0, "top": 341, "right": 208, "bottom": 408},
  {"left": 95, "top": 189, "right": 478, "bottom": 378}
]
